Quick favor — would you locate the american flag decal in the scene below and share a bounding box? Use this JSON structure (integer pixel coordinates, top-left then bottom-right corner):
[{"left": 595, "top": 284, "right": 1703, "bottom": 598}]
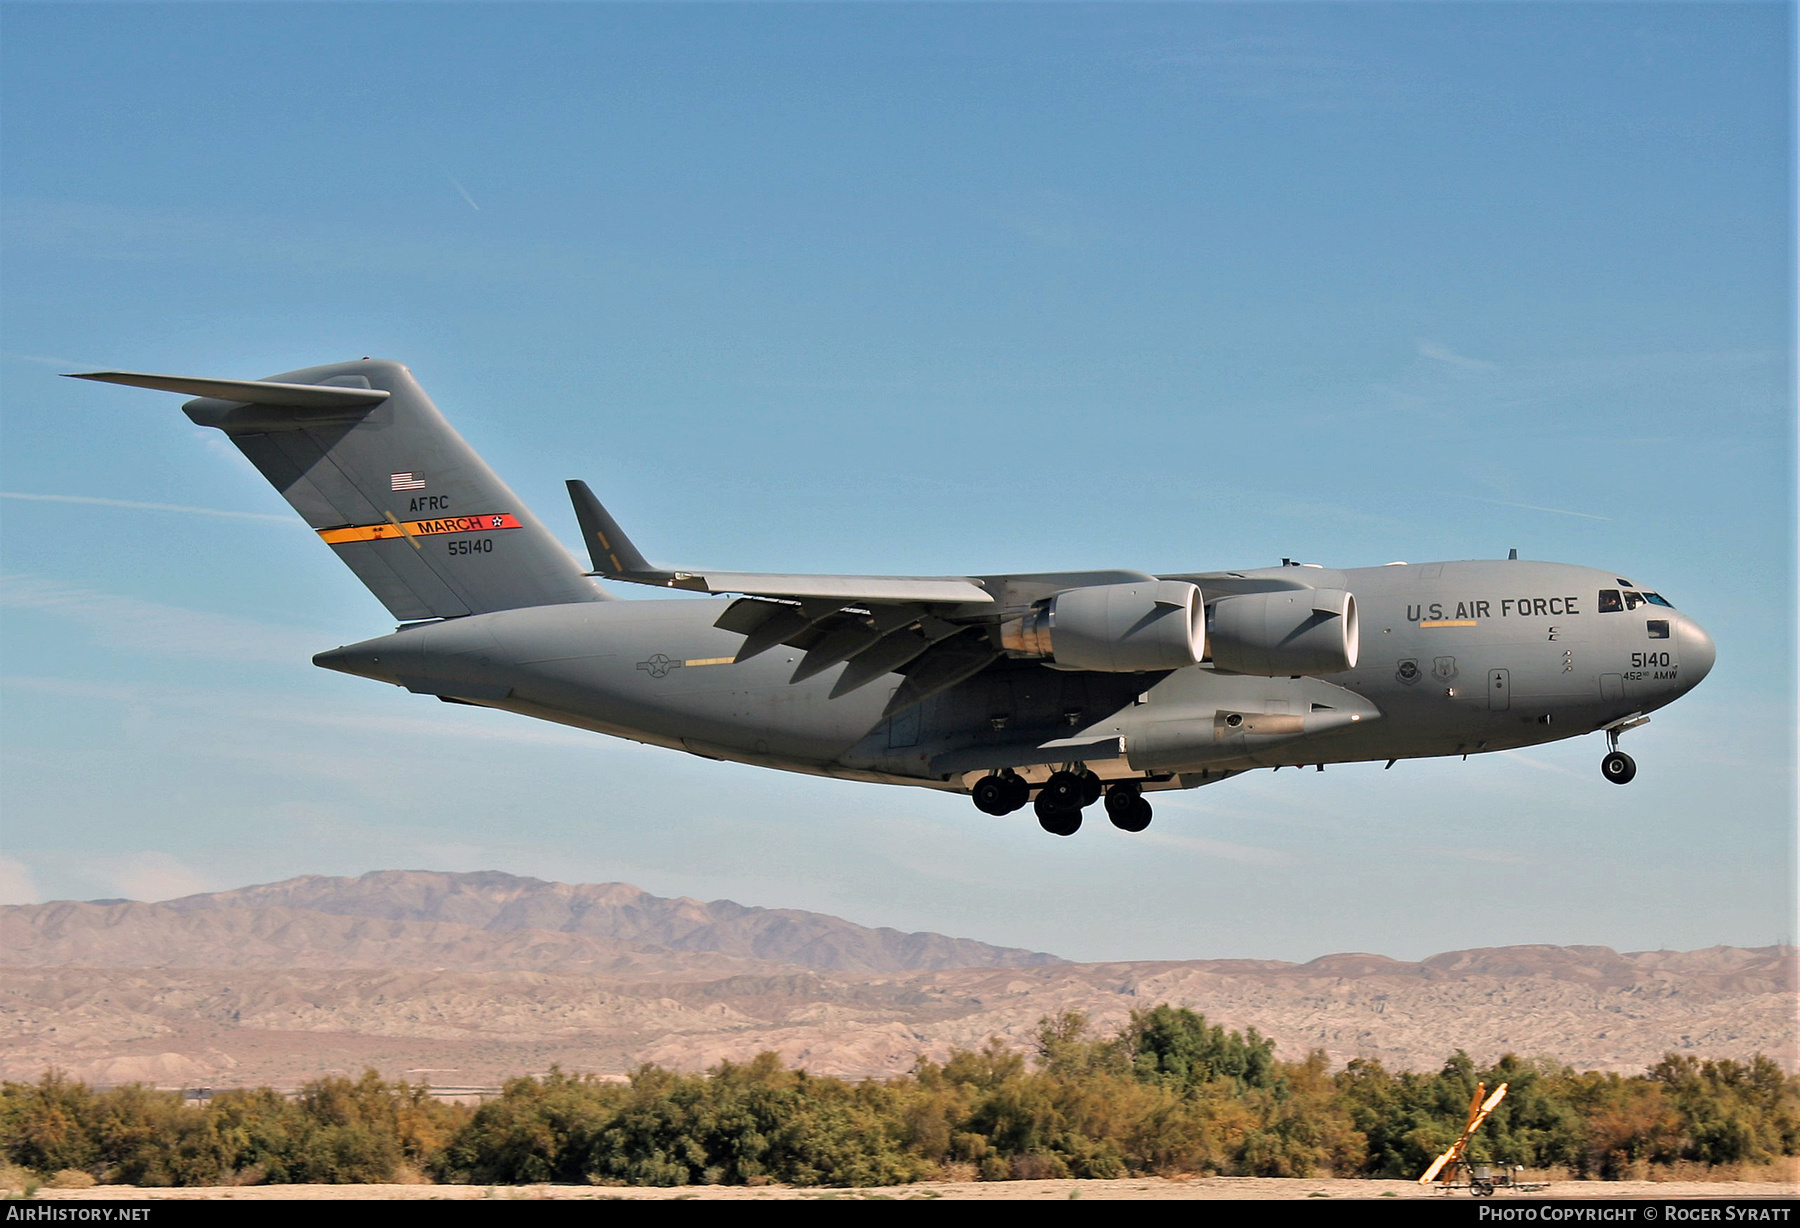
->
[{"left": 390, "top": 472, "right": 426, "bottom": 491}]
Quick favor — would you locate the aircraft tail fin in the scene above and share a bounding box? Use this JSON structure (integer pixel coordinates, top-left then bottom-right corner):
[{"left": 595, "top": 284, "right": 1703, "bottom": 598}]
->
[{"left": 71, "top": 360, "right": 611, "bottom": 620}]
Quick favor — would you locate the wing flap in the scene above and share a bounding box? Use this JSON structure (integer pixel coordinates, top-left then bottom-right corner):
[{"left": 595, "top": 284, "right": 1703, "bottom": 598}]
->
[
  {"left": 716, "top": 599, "right": 848, "bottom": 663},
  {"left": 829, "top": 617, "right": 963, "bottom": 698},
  {"left": 882, "top": 629, "right": 1000, "bottom": 716},
  {"left": 791, "top": 620, "right": 885, "bottom": 683}
]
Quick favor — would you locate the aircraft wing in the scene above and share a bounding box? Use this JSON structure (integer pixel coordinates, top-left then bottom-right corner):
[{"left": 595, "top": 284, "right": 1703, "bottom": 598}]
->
[
  {"left": 568, "top": 481, "right": 1057, "bottom": 712},
  {"left": 566, "top": 481, "right": 992, "bottom": 605},
  {"left": 1161, "top": 569, "right": 1316, "bottom": 595},
  {"left": 565, "top": 481, "right": 1330, "bottom": 714},
  {"left": 599, "top": 572, "right": 990, "bottom": 604}
]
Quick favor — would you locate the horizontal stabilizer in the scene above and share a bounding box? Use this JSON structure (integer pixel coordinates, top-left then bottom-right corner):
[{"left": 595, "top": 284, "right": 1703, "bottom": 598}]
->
[
  {"left": 66, "top": 371, "right": 391, "bottom": 410},
  {"left": 73, "top": 358, "right": 608, "bottom": 619}
]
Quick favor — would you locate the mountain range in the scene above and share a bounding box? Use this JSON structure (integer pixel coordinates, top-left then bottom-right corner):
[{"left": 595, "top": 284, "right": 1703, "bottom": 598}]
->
[{"left": 3, "top": 870, "right": 1791, "bottom": 1090}]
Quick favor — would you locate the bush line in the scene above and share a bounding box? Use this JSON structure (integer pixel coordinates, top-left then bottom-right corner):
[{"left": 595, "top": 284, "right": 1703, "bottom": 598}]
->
[{"left": 4, "top": 1007, "right": 1794, "bottom": 1187}]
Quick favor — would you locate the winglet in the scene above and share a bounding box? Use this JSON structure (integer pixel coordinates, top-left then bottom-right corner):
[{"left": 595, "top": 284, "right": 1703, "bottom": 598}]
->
[{"left": 567, "top": 480, "right": 654, "bottom": 577}]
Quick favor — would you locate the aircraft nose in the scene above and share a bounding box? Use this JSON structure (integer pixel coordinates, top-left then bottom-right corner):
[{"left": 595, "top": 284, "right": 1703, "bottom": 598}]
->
[{"left": 1680, "top": 617, "right": 1716, "bottom": 689}]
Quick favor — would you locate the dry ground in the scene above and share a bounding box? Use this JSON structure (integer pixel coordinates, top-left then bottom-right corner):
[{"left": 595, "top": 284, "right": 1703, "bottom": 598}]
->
[
  {"left": 29, "top": 1178, "right": 1800, "bottom": 1200},
  {"left": 10, "top": 879, "right": 1793, "bottom": 1088}
]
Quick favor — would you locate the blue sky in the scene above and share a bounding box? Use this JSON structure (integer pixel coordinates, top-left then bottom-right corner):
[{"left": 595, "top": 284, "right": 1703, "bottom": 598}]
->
[{"left": 2, "top": 3, "right": 1794, "bottom": 963}]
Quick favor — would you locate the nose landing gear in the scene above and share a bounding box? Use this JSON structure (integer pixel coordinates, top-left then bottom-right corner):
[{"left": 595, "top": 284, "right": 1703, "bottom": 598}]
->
[
  {"left": 1599, "top": 714, "right": 1649, "bottom": 785},
  {"left": 1601, "top": 751, "right": 1636, "bottom": 784}
]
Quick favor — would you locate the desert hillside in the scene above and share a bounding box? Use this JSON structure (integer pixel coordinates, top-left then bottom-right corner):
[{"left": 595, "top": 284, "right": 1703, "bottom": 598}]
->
[{"left": 2, "top": 871, "right": 1791, "bottom": 1089}]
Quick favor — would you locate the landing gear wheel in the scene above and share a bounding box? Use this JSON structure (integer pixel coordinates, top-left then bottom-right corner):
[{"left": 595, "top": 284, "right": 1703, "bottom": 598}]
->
[
  {"left": 1041, "top": 770, "right": 1086, "bottom": 811},
  {"left": 1110, "top": 797, "right": 1152, "bottom": 833},
  {"left": 971, "top": 774, "right": 1013, "bottom": 816},
  {"left": 1002, "top": 773, "right": 1031, "bottom": 812},
  {"left": 1034, "top": 791, "right": 1082, "bottom": 836},
  {"left": 1103, "top": 782, "right": 1151, "bottom": 832},
  {"left": 1079, "top": 771, "right": 1104, "bottom": 807},
  {"left": 1602, "top": 751, "right": 1637, "bottom": 785}
]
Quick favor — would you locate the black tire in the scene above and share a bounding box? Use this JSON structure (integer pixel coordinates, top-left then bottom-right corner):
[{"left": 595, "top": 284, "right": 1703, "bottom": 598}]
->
[
  {"left": 1110, "top": 796, "right": 1152, "bottom": 833},
  {"left": 1041, "top": 770, "right": 1086, "bottom": 811},
  {"left": 1602, "top": 751, "right": 1637, "bottom": 784},
  {"left": 1002, "top": 774, "right": 1031, "bottom": 812},
  {"left": 1034, "top": 791, "right": 1082, "bottom": 836},
  {"left": 971, "top": 774, "right": 1012, "bottom": 816},
  {"left": 1103, "top": 781, "right": 1142, "bottom": 821},
  {"left": 1079, "top": 771, "right": 1104, "bottom": 807}
]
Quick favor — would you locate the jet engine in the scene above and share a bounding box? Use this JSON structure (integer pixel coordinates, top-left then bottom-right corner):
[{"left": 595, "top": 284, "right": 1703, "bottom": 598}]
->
[
  {"left": 1000, "top": 580, "right": 1206, "bottom": 672},
  {"left": 1207, "top": 588, "right": 1358, "bottom": 676}
]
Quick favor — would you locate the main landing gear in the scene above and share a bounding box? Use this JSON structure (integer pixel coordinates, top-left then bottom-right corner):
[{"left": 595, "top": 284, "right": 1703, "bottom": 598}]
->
[
  {"left": 1034, "top": 789, "right": 1083, "bottom": 837},
  {"left": 971, "top": 771, "right": 1031, "bottom": 816},
  {"left": 971, "top": 769, "right": 1154, "bottom": 836},
  {"left": 1033, "top": 769, "right": 1096, "bottom": 836},
  {"left": 1104, "top": 781, "right": 1153, "bottom": 833},
  {"left": 1600, "top": 716, "right": 1648, "bottom": 785}
]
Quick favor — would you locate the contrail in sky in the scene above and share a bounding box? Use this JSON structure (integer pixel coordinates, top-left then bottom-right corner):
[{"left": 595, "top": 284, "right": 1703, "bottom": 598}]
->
[
  {"left": 1465, "top": 496, "right": 1612, "bottom": 522},
  {"left": 0, "top": 491, "right": 297, "bottom": 524},
  {"left": 443, "top": 169, "right": 482, "bottom": 212}
]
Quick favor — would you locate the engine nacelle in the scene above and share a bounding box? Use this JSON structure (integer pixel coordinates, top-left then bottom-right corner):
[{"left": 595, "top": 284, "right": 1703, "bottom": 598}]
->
[
  {"left": 1001, "top": 580, "right": 1206, "bottom": 673},
  {"left": 1207, "top": 589, "right": 1358, "bottom": 676}
]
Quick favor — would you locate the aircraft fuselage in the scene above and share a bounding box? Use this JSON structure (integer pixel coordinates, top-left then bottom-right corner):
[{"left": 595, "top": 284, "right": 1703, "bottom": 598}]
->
[
  {"left": 77, "top": 357, "right": 1713, "bottom": 834},
  {"left": 315, "top": 557, "right": 1713, "bottom": 794}
]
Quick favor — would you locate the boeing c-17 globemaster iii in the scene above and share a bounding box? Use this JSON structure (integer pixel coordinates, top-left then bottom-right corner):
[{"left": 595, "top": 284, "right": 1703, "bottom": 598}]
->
[{"left": 71, "top": 359, "right": 1716, "bottom": 836}]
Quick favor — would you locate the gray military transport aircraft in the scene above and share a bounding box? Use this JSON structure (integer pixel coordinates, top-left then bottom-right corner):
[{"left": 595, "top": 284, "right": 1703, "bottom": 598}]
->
[{"left": 72, "top": 359, "right": 1716, "bottom": 836}]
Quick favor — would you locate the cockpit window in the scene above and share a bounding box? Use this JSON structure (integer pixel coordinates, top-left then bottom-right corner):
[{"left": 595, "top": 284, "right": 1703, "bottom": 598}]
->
[
  {"left": 1623, "top": 591, "right": 1646, "bottom": 610},
  {"left": 1598, "top": 589, "right": 1623, "bottom": 613},
  {"left": 1642, "top": 592, "right": 1673, "bottom": 608},
  {"left": 1646, "top": 620, "right": 1670, "bottom": 639}
]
